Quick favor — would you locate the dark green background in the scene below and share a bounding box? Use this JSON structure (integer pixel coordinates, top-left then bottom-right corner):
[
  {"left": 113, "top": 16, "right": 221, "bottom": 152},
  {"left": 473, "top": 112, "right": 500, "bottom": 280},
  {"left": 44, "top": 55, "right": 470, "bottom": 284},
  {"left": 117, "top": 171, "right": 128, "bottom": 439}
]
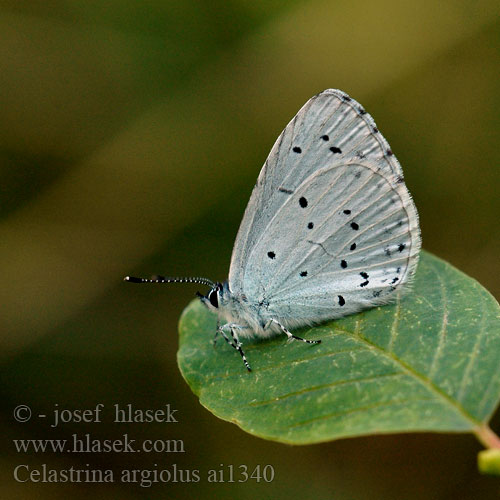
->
[{"left": 1, "top": 1, "right": 499, "bottom": 498}]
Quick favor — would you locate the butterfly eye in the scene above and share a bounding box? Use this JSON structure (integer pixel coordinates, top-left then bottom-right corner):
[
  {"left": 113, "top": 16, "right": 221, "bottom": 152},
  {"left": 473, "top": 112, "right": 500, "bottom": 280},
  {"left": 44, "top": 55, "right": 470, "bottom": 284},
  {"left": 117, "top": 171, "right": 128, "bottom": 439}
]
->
[{"left": 208, "top": 289, "right": 219, "bottom": 308}]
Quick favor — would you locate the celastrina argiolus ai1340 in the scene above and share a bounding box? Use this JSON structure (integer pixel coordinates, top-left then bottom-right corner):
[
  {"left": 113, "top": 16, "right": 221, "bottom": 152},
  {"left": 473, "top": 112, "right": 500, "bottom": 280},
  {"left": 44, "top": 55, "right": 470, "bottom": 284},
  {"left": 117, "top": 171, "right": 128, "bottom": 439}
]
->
[{"left": 125, "top": 89, "right": 421, "bottom": 371}]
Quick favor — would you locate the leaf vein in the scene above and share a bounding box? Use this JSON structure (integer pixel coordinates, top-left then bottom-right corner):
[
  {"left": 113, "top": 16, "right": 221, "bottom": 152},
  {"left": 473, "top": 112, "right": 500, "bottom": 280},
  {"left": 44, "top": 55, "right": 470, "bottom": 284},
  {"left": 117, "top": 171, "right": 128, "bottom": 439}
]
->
[
  {"left": 428, "top": 263, "right": 448, "bottom": 379},
  {"left": 245, "top": 371, "right": 405, "bottom": 407},
  {"left": 287, "top": 396, "right": 439, "bottom": 428},
  {"left": 387, "top": 290, "right": 402, "bottom": 353},
  {"left": 456, "top": 283, "right": 487, "bottom": 404}
]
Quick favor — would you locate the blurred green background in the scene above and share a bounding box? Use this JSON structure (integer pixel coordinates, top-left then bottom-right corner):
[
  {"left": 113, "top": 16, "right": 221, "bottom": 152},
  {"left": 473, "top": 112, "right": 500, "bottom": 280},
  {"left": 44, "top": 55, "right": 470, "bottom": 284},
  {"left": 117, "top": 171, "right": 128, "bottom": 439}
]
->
[{"left": 1, "top": 1, "right": 499, "bottom": 498}]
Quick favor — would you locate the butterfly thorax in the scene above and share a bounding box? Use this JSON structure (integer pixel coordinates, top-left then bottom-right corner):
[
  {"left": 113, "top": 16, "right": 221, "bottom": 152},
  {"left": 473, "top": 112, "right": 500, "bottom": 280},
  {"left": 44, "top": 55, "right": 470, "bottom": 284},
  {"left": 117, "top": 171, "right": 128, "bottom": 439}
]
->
[{"left": 199, "top": 281, "right": 277, "bottom": 338}]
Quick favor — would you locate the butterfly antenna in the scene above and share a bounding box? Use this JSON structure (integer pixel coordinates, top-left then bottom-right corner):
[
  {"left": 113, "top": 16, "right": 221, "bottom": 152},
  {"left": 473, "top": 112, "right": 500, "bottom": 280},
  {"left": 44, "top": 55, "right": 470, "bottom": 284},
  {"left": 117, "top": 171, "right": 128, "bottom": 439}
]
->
[{"left": 124, "top": 275, "right": 215, "bottom": 287}]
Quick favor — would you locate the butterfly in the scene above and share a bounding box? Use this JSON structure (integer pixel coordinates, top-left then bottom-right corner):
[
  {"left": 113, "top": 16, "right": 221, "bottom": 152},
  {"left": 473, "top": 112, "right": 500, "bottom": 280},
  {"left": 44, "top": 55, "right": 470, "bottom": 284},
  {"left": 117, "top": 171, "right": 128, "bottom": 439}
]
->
[{"left": 125, "top": 89, "right": 421, "bottom": 371}]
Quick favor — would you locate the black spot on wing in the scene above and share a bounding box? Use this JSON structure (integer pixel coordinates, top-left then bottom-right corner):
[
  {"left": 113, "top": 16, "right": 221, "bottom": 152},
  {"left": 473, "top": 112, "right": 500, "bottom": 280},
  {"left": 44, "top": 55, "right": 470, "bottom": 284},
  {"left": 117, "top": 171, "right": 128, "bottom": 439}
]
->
[
  {"left": 330, "top": 146, "right": 342, "bottom": 154},
  {"left": 360, "top": 272, "right": 369, "bottom": 279},
  {"left": 321, "top": 135, "right": 329, "bottom": 141},
  {"left": 340, "top": 260, "right": 347, "bottom": 269},
  {"left": 360, "top": 280, "right": 369, "bottom": 287},
  {"left": 307, "top": 222, "right": 314, "bottom": 229},
  {"left": 278, "top": 187, "right": 294, "bottom": 194},
  {"left": 293, "top": 146, "right": 302, "bottom": 153},
  {"left": 398, "top": 243, "right": 406, "bottom": 252},
  {"left": 343, "top": 209, "right": 351, "bottom": 215},
  {"left": 351, "top": 222, "right": 359, "bottom": 230},
  {"left": 300, "top": 271, "right": 308, "bottom": 277},
  {"left": 350, "top": 243, "right": 357, "bottom": 251},
  {"left": 338, "top": 295, "right": 345, "bottom": 306},
  {"left": 267, "top": 251, "right": 276, "bottom": 259},
  {"left": 299, "top": 197, "right": 308, "bottom": 208}
]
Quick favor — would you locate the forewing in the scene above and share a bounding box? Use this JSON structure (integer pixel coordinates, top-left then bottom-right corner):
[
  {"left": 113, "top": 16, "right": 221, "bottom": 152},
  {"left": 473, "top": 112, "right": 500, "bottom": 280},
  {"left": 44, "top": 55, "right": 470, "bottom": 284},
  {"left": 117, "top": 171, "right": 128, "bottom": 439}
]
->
[{"left": 228, "top": 90, "right": 420, "bottom": 319}]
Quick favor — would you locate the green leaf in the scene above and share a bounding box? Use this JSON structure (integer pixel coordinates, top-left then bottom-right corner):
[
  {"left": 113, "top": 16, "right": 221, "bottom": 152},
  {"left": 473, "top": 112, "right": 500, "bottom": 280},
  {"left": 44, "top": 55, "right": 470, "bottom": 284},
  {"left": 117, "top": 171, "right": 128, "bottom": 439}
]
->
[{"left": 177, "top": 251, "right": 500, "bottom": 445}]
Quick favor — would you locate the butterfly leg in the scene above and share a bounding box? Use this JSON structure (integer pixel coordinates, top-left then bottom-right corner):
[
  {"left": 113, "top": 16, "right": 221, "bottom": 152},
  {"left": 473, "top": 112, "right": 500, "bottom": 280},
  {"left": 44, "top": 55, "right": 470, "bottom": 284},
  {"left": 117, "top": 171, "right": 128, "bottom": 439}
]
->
[
  {"left": 217, "top": 323, "right": 252, "bottom": 372},
  {"left": 214, "top": 321, "right": 241, "bottom": 348},
  {"left": 268, "top": 319, "right": 321, "bottom": 345},
  {"left": 213, "top": 318, "right": 220, "bottom": 346},
  {"left": 215, "top": 323, "right": 233, "bottom": 348}
]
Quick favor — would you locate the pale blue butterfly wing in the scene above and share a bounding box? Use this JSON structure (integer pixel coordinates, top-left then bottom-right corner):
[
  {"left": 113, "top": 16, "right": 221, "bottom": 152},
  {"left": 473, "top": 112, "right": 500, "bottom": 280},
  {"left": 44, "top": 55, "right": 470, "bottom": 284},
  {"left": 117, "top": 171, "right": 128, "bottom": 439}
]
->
[{"left": 228, "top": 89, "right": 420, "bottom": 327}]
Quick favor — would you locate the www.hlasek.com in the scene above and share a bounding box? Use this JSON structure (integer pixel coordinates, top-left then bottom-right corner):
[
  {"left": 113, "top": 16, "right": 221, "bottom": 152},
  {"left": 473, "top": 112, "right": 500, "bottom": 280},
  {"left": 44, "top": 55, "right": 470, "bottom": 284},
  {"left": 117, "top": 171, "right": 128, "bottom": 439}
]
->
[
  {"left": 14, "top": 433, "right": 184, "bottom": 454},
  {"left": 12, "top": 403, "right": 275, "bottom": 486}
]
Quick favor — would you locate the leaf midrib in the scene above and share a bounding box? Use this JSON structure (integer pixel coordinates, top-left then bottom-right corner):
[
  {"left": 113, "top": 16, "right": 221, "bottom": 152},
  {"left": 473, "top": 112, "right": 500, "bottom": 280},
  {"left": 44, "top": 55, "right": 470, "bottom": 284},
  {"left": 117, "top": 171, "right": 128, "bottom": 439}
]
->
[{"left": 333, "top": 321, "right": 481, "bottom": 427}]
